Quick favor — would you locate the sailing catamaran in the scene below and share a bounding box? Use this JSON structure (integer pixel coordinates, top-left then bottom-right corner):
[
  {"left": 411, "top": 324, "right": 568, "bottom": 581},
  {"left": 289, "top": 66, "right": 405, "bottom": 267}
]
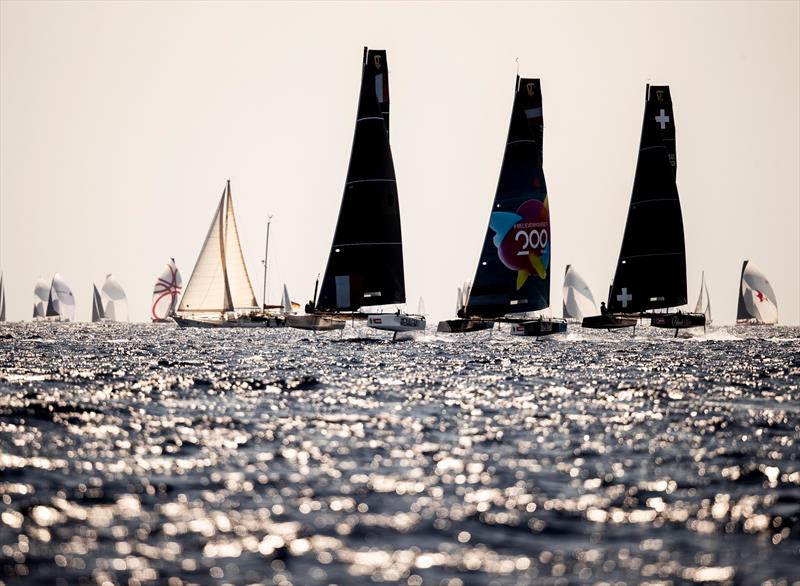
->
[
  {"left": 288, "top": 48, "right": 424, "bottom": 338},
  {"left": 152, "top": 258, "right": 182, "bottom": 323},
  {"left": 694, "top": 271, "right": 712, "bottom": 325},
  {"left": 437, "top": 75, "right": 564, "bottom": 337},
  {"left": 736, "top": 260, "right": 777, "bottom": 324},
  {"left": 562, "top": 265, "right": 597, "bottom": 322},
  {"left": 174, "top": 180, "right": 279, "bottom": 328},
  {"left": 45, "top": 273, "right": 76, "bottom": 322},
  {"left": 92, "top": 275, "right": 128, "bottom": 322},
  {"left": 583, "top": 85, "right": 705, "bottom": 335}
]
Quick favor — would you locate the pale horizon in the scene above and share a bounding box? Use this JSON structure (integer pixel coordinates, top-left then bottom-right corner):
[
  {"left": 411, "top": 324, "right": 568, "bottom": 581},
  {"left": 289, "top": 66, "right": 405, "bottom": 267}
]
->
[{"left": 1, "top": 1, "right": 798, "bottom": 324}]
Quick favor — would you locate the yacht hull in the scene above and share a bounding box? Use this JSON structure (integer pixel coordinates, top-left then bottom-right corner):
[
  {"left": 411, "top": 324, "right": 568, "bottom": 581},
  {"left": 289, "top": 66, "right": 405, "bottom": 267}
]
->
[
  {"left": 581, "top": 315, "right": 638, "bottom": 330},
  {"left": 174, "top": 315, "right": 285, "bottom": 328},
  {"left": 510, "top": 319, "right": 567, "bottom": 337},
  {"left": 286, "top": 314, "right": 346, "bottom": 331},
  {"left": 367, "top": 314, "right": 426, "bottom": 333},
  {"left": 436, "top": 319, "right": 494, "bottom": 333}
]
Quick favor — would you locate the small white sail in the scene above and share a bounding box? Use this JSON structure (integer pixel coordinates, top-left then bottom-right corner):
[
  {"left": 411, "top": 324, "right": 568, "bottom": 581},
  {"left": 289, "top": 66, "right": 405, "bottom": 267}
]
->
[
  {"left": 92, "top": 285, "right": 105, "bottom": 322},
  {"left": 47, "top": 273, "right": 76, "bottom": 321},
  {"left": 562, "top": 265, "right": 597, "bottom": 320},
  {"left": 455, "top": 287, "right": 463, "bottom": 313},
  {"left": 737, "top": 261, "right": 778, "bottom": 324},
  {"left": 152, "top": 258, "right": 182, "bottom": 320},
  {"left": 693, "top": 271, "right": 712, "bottom": 324},
  {"left": 281, "top": 284, "right": 293, "bottom": 314},
  {"left": 178, "top": 182, "right": 257, "bottom": 316},
  {"left": 0, "top": 273, "right": 6, "bottom": 322},
  {"left": 101, "top": 274, "right": 128, "bottom": 322},
  {"left": 33, "top": 277, "right": 49, "bottom": 318},
  {"left": 417, "top": 297, "right": 426, "bottom": 316}
]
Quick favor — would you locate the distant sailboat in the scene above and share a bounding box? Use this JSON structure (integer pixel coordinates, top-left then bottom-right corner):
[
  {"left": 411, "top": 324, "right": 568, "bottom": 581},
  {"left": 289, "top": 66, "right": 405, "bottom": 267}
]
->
[
  {"left": 0, "top": 274, "right": 6, "bottom": 322},
  {"left": 33, "top": 277, "right": 49, "bottom": 319},
  {"left": 736, "top": 260, "right": 777, "bottom": 324},
  {"left": 583, "top": 85, "right": 704, "bottom": 335},
  {"left": 289, "top": 48, "right": 424, "bottom": 338},
  {"left": 562, "top": 265, "right": 597, "bottom": 322},
  {"left": 693, "top": 271, "right": 712, "bottom": 325},
  {"left": 92, "top": 274, "right": 128, "bottom": 322},
  {"left": 45, "top": 273, "right": 76, "bottom": 322},
  {"left": 175, "top": 180, "right": 277, "bottom": 328},
  {"left": 152, "top": 258, "right": 182, "bottom": 323},
  {"left": 437, "top": 75, "right": 564, "bottom": 337}
]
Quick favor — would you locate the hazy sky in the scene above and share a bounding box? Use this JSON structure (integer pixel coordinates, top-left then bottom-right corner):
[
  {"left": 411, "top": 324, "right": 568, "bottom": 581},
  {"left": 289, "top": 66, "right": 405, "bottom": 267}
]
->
[{"left": 1, "top": 1, "right": 798, "bottom": 324}]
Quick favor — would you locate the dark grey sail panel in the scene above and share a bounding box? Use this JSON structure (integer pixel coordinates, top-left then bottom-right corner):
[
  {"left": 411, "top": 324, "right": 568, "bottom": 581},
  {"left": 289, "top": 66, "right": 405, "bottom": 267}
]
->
[
  {"left": 736, "top": 260, "right": 749, "bottom": 320},
  {"left": 466, "top": 76, "right": 551, "bottom": 318},
  {"left": 0, "top": 274, "right": 5, "bottom": 322},
  {"left": 45, "top": 278, "right": 58, "bottom": 317},
  {"left": 608, "top": 85, "right": 687, "bottom": 314},
  {"left": 92, "top": 285, "right": 104, "bottom": 322},
  {"left": 317, "top": 48, "right": 405, "bottom": 312}
]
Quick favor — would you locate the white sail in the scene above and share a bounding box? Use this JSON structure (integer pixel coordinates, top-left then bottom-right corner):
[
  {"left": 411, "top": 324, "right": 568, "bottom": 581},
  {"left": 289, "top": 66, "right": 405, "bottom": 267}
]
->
[
  {"left": 178, "top": 181, "right": 257, "bottom": 316},
  {"left": 0, "top": 273, "right": 6, "bottom": 322},
  {"left": 281, "top": 284, "right": 293, "bottom": 314},
  {"left": 92, "top": 285, "right": 104, "bottom": 322},
  {"left": 152, "top": 258, "right": 182, "bottom": 320},
  {"left": 738, "top": 261, "right": 778, "bottom": 324},
  {"left": 417, "top": 297, "right": 426, "bottom": 316},
  {"left": 33, "top": 277, "right": 49, "bottom": 318},
  {"left": 46, "top": 273, "right": 76, "bottom": 321},
  {"left": 562, "top": 265, "right": 597, "bottom": 320},
  {"left": 101, "top": 274, "right": 128, "bottom": 322},
  {"left": 693, "top": 271, "right": 712, "bottom": 324}
]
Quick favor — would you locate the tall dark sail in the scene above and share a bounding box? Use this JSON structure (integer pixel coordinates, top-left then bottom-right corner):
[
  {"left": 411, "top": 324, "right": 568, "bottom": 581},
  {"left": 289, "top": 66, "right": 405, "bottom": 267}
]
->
[
  {"left": 736, "top": 261, "right": 749, "bottom": 321},
  {"left": 317, "top": 48, "right": 405, "bottom": 312},
  {"left": 607, "top": 85, "right": 686, "bottom": 314},
  {"left": 466, "top": 77, "right": 550, "bottom": 318}
]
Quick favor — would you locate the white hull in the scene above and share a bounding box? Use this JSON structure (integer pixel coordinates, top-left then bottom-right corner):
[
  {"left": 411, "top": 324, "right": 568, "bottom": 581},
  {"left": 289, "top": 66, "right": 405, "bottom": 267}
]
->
[{"left": 367, "top": 313, "right": 426, "bottom": 333}]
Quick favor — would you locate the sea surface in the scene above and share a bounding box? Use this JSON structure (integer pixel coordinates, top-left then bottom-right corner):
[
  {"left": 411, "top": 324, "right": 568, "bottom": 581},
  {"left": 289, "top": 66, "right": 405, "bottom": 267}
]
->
[{"left": 0, "top": 322, "right": 798, "bottom": 586}]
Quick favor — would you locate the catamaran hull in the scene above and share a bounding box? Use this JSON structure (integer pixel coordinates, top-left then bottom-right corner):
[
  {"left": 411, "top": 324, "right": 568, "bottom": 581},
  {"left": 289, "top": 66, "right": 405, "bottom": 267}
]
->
[
  {"left": 650, "top": 313, "right": 705, "bottom": 329},
  {"left": 510, "top": 320, "right": 567, "bottom": 337},
  {"left": 174, "top": 316, "right": 285, "bottom": 328},
  {"left": 286, "top": 315, "right": 346, "bottom": 331},
  {"left": 367, "top": 314, "right": 426, "bottom": 333},
  {"left": 582, "top": 315, "right": 638, "bottom": 330},
  {"left": 436, "top": 319, "right": 494, "bottom": 333}
]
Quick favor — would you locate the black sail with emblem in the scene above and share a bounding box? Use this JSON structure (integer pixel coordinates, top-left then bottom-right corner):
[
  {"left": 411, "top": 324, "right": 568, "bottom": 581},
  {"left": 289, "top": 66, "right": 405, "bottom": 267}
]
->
[
  {"left": 317, "top": 48, "right": 405, "bottom": 312},
  {"left": 607, "top": 84, "right": 687, "bottom": 314},
  {"left": 466, "top": 77, "right": 551, "bottom": 318}
]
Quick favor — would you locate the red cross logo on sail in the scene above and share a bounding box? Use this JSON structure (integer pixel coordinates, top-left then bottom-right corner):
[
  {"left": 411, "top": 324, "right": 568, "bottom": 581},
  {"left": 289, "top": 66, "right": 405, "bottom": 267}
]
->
[
  {"left": 755, "top": 290, "right": 767, "bottom": 302},
  {"left": 655, "top": 109, "right": 670, "bottom": 129}
]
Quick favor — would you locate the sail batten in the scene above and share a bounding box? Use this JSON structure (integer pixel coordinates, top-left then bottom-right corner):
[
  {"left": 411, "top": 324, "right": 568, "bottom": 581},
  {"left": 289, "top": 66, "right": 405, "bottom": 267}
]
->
[
  {"left": 466, "top": 76, "right": 550, "bottom": 318},
  {"left": 317, "top": 48, "right": 405, "bottom": 312},
  {"left": 607, "top": 85, "right": 687, "bottom": 314}
]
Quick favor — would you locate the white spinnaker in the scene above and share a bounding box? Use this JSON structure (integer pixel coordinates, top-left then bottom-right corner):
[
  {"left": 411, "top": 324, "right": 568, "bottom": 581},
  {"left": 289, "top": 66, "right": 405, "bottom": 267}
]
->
[
  {"left": 741, "top": 262, "right": 778, "bottom": 324},
  {"left": 152, "top": 258, "right": 182, "bottom": 320},
  {"left": 562, "top": 265, "right": 596, "bottom": 320},
  {"left": 33, "top": 277, "right": 49, "bottom": 318},
  {"left": 49, "top": 273, "right": 76, "bottom": 321},
  {"left": 223, "top": 188, "right": 258, "bottom": 310},
  {"left": 101, "top": 274, "right": 128, "bottom": 322},
  {"left": 178, "top": 192, "right": 230, "bottom": 314}
]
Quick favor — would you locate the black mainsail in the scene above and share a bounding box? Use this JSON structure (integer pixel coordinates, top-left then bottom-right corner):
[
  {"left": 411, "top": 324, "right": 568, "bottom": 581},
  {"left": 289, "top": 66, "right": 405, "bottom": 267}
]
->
[
  {"left": 607, "top": 85, "right": 687, "bottom": 314},
  {"left": 465, "top": 77, "right": 550, "bottom": 318},
  {"left": 316, "top": 48, "right": 405, "bottom": 312}
]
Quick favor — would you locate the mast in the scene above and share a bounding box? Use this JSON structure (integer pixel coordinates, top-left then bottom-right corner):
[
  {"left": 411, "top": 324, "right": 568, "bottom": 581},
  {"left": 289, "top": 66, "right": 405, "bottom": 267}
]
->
[
  {"left": 466, "top": 76, "right": 550, "bottom": 318},
  {"left": 262, "top": 215, "right": 273, "bottom": 310},
  {"left": 607, "top": 84, "right": 687, "bottom": 314}
]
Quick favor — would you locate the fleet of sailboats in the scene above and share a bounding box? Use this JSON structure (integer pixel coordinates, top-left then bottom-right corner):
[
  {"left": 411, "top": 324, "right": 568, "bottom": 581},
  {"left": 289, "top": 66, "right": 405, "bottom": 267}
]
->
[{"left": 0, "top": 57, "right": 787, "bottom": 329}]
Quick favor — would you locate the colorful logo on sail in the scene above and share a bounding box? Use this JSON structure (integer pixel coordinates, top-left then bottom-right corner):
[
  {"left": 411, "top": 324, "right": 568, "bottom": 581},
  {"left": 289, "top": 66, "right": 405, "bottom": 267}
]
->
[{"left": 489, "top": 197, "right": 550, "bottom": 290}]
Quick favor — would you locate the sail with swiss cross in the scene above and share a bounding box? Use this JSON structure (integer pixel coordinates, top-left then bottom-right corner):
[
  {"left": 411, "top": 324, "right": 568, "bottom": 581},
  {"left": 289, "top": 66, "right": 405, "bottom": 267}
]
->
[
  {"left": 316, "top": 48, "right": 405, "bottom": 312},
  {"left": 607, "top": 85, "right": 687, "bottom": 314}
]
